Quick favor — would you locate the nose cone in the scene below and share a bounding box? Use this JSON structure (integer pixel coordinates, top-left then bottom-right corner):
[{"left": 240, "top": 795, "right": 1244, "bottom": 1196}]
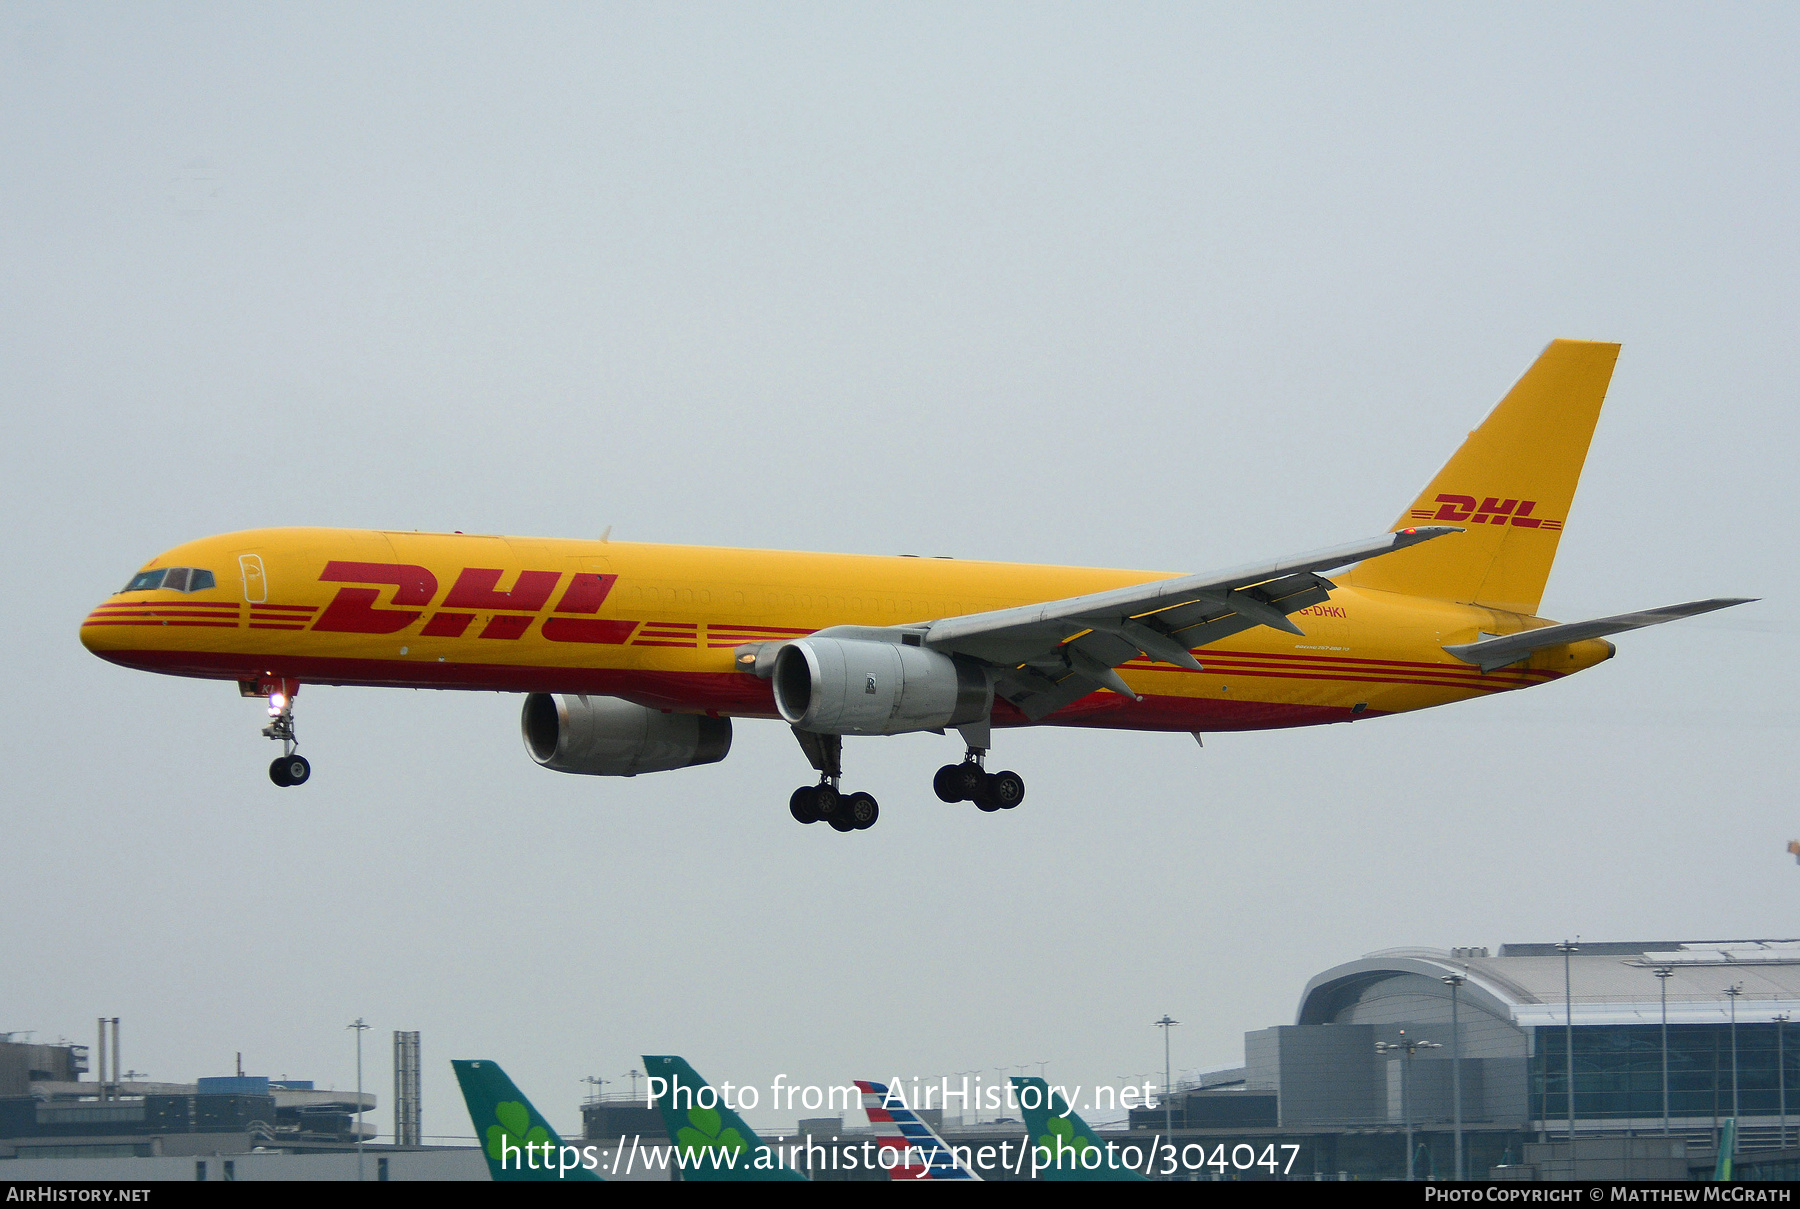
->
[{"left": 81, "top": 595, "right": 139, "bottom": 663}]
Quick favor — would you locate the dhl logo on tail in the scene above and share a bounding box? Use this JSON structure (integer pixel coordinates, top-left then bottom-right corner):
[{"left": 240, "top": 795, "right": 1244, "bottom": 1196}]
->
[{"left": 1408, "top": 494, "right": 1563, "bottom": 529}]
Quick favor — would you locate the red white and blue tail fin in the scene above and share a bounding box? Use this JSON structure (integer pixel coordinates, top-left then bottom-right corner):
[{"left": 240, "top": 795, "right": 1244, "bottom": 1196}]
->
[{"left": 856, "top": 1080, "right": 981, "bottom": 1181}]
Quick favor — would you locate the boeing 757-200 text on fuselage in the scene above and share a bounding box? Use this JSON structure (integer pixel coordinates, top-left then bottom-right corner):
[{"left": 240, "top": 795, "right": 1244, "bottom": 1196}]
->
[{"left": 80, "top": 341, "right": 1749, "bottom": 831}]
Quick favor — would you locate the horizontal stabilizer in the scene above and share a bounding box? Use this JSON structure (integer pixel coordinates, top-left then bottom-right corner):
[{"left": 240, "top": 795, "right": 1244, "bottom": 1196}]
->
[{"left": 1444, "top": 598, "right": 1755, "bottom": 673}]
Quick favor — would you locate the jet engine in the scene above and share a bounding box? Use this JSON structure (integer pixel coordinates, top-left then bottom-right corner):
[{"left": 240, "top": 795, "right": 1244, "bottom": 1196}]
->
[
  {"left": 772, "top": 637, "right": 991, "bottom": 735},
  {"left": 521, "top": 693, "right": 731, "bottom": 776}
]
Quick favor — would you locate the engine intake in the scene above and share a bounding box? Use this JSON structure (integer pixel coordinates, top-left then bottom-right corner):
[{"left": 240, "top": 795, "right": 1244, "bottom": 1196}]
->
[
  {"left": 521, "top": 693, "right": 731, "bottom": 776},
  {"left": 772, "top": 637, "right": 991, "bottom": 735}
]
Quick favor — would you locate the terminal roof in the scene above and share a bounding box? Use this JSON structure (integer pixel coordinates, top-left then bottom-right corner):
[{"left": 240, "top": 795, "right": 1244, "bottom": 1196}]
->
[{"left": 1299, "top": 940, "right": 1800, "bottom": 1029}]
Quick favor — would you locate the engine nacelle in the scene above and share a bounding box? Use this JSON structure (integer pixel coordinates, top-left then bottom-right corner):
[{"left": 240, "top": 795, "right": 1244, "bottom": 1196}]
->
[
  {"left": 772, "top": 637, "right": 991, "bottom": 735},
  {"left": 521, "top": 693, "right": 731, "bottom": 776}
]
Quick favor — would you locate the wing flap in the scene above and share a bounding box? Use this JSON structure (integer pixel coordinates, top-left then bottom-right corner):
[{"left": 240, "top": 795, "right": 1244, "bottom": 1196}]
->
[
  {"left": 1443, "top": 597, "right": 1754, "bottom": 672},
  {"left": 998, "top": 667, "right": 1109, "bottom": 722}
]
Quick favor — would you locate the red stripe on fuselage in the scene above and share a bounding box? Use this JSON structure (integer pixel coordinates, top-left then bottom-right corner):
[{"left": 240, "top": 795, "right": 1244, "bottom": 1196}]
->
[
  {"left": 1155, "top": 647, "right": 1553, "bottom": 678},
  {"left": 85, "top": 648, "right": 1399, "bottom": 732},
  {"left": 1124, "top": 656, "right": 1546, "bottom": 693},
  {"left": 85, "top": 619, "right": 240, "bottom": 628},
  {"left": 90, "top": 608, "right": 240, "bottom": 619}
]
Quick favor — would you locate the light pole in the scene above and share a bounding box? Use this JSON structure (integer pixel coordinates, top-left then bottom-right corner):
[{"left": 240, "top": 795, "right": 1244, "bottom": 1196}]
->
[
  {"left": 347, "top": 1018, "right": 371, "bottom": 1181},
  {"left": 623, "top": 1068, "right": 643, "bottom": 1103},
  {"left": 1115, "top": 1069, "right": 1155, "bottom": 1122},
  {"left": 1655, "top": 966, "right": 1674, "bottom": 1137},
  {"left": 583, "top": 1076, "right": 610, "bottom": 1103},
  {"left": 1443, "top": 973, "right": 1466, "bottom": 1180},
  {"left": 1376, "top": 1031, "right": 1443, "bottom": 1179},
  {"left": 1726, "top": 984, "right": 1744, "bottom": 1127},
  {"left": 1557, "top": 940, "right": 1579, "bottom": 1151},
  {"left": 954, "top": 1071, "right": 981, "bottom": 1123},
  {"left": 1155, "top": 1016, "right": 1179, "bottom": 1134},
  {"left": 1775, "top": 1013, "right": 1791, "bottom": 1149}
]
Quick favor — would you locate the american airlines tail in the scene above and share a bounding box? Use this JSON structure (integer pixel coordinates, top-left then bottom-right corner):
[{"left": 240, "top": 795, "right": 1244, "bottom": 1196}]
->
[
  {"left": 1340, "top": 338, "right": 1620, "bottom": 614},
  {"left": 855, "top": 1080, "right": 980, "bottom": 1180}
]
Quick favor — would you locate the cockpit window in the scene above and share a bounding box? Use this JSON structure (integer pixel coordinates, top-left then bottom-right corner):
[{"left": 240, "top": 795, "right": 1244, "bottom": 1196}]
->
[{"left": 121, "top": 567, "right": 216, "bottom": 593}]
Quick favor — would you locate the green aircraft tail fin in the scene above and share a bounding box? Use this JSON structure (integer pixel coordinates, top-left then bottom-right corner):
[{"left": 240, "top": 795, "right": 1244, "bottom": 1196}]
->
[
  {"left": 642, "top": 1055, "right": 808, "bottom": 1181},
  {"left": 1012, "top": 1076, "right": 1149, "bottom": 1181},
  {"left": 452, "top": 1058, "right": 601, "bottom": 1182},
  {"left": 1715, "top": 1118, "right": 1736, "bottom": 1181}
]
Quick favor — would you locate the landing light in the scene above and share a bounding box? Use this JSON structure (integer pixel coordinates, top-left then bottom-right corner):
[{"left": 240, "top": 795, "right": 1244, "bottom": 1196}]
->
[{"left": 268, "top": 692, "right": 286, "bottom": 715}]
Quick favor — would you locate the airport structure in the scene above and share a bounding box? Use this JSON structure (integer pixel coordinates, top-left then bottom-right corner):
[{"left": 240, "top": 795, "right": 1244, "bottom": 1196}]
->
[
  {"left": 1107, "top": 939, "right": 1800, "bottom": 1179},
  {"left": 0, "top": 1028, "right": 425, "bottom": 1175},
  {"left": 566, "top": 941, "right": 1800, "bottom": 1181},
  {"left": 12, "top": 940, "right": 1800, "bottom": 1179}
]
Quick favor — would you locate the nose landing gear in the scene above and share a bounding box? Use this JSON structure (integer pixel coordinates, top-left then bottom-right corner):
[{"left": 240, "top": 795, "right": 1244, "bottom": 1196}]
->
[
  {"left": 269, "top": 752, "right": 311, "bottom": 787},
  {"left": 244, "top": 676, "right": 310, "bottom": 787}
]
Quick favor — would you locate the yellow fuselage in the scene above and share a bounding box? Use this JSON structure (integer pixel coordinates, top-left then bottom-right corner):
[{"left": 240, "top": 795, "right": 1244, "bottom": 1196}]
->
[{"left": 79, "top": 528, "right": 1612, "bottom": 731}]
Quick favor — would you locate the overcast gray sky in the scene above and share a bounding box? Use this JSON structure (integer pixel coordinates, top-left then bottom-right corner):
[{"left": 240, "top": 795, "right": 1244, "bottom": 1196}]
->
[{"left": 3, "top": 3, "right": 1795, "bottom": 1142}]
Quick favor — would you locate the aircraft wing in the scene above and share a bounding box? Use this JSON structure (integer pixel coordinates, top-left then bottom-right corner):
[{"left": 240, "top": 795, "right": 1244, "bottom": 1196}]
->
[
  {"left": 1443, "top": 597, "right": 1755, "bottom": 673},
  {"left": 922, "top": 527, "right": 1459, "bottom": 721}
]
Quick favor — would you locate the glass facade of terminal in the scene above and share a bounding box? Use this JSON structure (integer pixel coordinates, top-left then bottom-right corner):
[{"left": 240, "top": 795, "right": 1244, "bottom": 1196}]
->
[{"left": 1533, "top": 1022, "right": 1800, "bottom": 1121}]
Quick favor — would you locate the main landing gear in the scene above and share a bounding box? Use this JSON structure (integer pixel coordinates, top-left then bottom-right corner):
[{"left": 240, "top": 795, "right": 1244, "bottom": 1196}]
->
[
  {"left": 789, "top": 784, "right": 878, "bottom": 831},
  {"left": 788, "top": 728, "right": 877, "bottom": 832},
  {"left": 784, "top": 723, "right": 1024, "bottom": 828},
  {"left": 934, "top": 747, "right": 1025, "bottom": 812},
  {"left": 247, "top": 676, "right": 310, "bottom": 787}
]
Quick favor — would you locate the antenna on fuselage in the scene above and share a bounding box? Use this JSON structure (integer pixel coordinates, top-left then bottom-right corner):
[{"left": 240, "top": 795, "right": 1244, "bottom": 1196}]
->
[{"left": 600, "top": 526, "right": 612, "bottom": 542}]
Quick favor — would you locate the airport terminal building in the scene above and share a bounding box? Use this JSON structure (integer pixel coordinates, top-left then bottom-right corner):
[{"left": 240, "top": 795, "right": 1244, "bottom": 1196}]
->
[
  {"left": 1146, "top": 939, "right": 1800, "bottom": 1178},
  {"left": 1281, "top": 940, "right": 1800, "bottom": 1134}
]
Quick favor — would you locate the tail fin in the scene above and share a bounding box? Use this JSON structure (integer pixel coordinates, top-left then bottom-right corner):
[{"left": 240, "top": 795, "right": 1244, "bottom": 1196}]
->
[
  {"left": 1012, "top": 1076, "right": 1149, "bottom": 1181},
  {"left": 855, "top": 1080, "right": 980, "bottom": 1180},
  {"left": 642, "top": 1055, "right": 808, "bottom": 1181},
  {"left": 1340, "top": 339, "right": 1620, "bottom": 615},
  {"left": 451, "top": 1059, "right": 601, "bottom": 1182}
]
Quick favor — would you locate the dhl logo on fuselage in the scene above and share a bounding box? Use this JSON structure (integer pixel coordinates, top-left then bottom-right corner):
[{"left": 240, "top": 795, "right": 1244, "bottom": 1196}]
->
[
  {"left": 313, "top": 562, "right": 632, "bottom": 644},
  {"left": 1407, "top": 494, "right": 1563, "bottom": 530}
]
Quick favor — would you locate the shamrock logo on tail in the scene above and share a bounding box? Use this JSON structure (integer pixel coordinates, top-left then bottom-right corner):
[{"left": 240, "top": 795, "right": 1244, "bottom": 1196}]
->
[
  {"left": 677, "top": 1104, "right": 748, "bottom": 1164},
  {"left": 487, "top": 1100, "right": 551, "bottom": 1162},
  {"left": 1038, "top": 1114, "right": 1099, "bottom": 1159}
]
